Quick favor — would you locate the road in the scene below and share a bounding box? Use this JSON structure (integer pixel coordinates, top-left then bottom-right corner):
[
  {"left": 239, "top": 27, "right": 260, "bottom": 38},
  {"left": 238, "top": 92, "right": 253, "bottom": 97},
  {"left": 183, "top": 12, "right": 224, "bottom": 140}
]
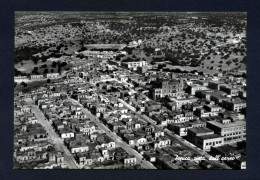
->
[
  {"left": 67, "top": 97, "right": 157, "bottom": 169},
  {"left": 25, "top": 98, "right": 79, "bottom": 169},
  {"left": 121, "top": 100, "right": 231, "bottom": 169}
]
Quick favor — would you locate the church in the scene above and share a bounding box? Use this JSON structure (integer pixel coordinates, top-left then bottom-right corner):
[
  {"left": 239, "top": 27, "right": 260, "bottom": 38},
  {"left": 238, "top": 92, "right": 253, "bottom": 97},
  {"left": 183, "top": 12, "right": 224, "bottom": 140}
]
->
[{"left": 153, "top": 78, "right": 185, "bottom": 99}]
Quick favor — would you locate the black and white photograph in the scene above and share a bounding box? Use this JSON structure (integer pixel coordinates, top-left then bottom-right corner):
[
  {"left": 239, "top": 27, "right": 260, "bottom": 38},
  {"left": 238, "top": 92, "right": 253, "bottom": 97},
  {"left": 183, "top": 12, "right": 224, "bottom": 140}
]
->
[{"left": 14, "top": 12, "right": 247, "bottom": 170}]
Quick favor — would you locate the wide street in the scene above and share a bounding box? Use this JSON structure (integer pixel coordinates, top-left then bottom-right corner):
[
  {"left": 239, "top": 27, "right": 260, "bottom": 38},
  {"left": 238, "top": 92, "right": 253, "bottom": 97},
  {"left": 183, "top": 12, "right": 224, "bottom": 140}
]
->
[
  {"left": 67, "top": 97, "right": 157, "bottom": 169},
  {"left": 25, "top": 98, "right": 79, "bottom": 169}
]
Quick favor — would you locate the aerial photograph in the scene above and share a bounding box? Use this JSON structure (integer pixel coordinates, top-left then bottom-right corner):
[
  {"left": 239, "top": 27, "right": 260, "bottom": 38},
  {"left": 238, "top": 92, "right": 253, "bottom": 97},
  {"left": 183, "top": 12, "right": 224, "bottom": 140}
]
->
[{"left": 14, "top": 12, "right": 247, "bottom": 169}]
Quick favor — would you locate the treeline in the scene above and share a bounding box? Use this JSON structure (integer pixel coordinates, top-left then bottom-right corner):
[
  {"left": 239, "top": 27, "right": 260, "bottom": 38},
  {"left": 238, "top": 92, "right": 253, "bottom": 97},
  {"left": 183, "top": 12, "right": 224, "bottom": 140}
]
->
[
  {"left": 14, "top": 45, "right": 49, "bottom": 63},
  {"left": 15, "top": 43, "right": 69, "bottom": 65}
]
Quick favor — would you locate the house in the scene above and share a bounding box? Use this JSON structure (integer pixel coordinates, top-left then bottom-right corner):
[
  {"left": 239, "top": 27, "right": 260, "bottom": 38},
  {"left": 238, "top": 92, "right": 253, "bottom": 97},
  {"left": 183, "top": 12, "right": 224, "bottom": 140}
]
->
[
  {"left": 144, "top": 125, "right": 155, "bottom": 135},
  {"left": 153, "top": 130, "right": 165, "bottom": 139},
  {"left": 48, "top": 152, "right": 64, "bottom": 165},
  {"left": 96, "top": 134, "right": 116, "bottom": 149},
  {"left": 59, "top": 129, "right": 74, "bottom": 139},
  {"left": 153, "top": 136, "right": 171, "bottom": 149},
  {"left": 69, "top": 140, "right": 89, "bottom": 154},
  {"left": 77, "top": 124, "right": 96, "bottom": 135},
  {"left": 75, "top": 153, "right": 93, "bottom": 166},
  {"left": 124, "top": 156, "right": 137, "bottom": 166},
  {"left": 21, "top": 106, "right": 31, "bottom": 113},
  {"left": 124, "top": 134, "right": 137, "bottom": 147}
]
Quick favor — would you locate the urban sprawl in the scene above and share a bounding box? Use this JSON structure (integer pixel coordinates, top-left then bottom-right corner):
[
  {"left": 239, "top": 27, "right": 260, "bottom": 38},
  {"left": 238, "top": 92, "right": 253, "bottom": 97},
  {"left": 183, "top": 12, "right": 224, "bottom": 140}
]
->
[{"left": 14, "top": 12, "right": 246, "bottom": 169}]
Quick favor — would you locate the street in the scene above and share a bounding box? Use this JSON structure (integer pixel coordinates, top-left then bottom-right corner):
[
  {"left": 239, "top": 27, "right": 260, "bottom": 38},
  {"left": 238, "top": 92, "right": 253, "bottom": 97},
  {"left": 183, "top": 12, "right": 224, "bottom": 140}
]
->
[
  {"left": 25, "top": 98, "right": 79, "bottom": 169},
  {"left": 67, "top": 97, "right": 157, "bottom": 169}
]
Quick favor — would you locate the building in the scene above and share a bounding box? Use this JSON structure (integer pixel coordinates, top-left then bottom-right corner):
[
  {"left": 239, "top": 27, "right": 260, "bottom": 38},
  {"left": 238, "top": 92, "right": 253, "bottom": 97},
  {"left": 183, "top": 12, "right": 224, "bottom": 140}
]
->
[
  {"left": 210, "top": 92, "right": 229, "bottom": 104},
  {"left": 124, "top": 156, "right": 137, "bottom": 166},
  {"left": 168, "top": 121, "right": 206, "bottom": 137},
  {"left": 187, "top": 127, "right": 224, "bottom": 151},
  {"left": 30, "top": 74, "right": 44, "bottom": 80},
  {"left": 168, "top": 97, "right": 198, "bottom": 110},
  {"left": 195, "top": 90, "right": 213, "bottom": 101},
  {"left": 195, "top": 108, "right": 220, "bottom": 118},
  {"left": 188, "top": 84, "right": 208, "bottom": 95},
  {"left": 14, "top": 76, "right": 29, "bottom": 83},
  {"left": 206, "top": 119, "right": 246, "bottom": 144},
  {"left": 136, "top": 66, "right": 148, "bottom": 74},
  {"left": 46, "top": 73, "right": 60, "bottom": 79},
  {"left": 153, "top": 79, "right": 184, "bottom": 99},
  {"left": 220, "top": 86, "right": 239, "bottom": 96},
  {"left": 208, "top": 81, "right": 227, "bottom": 90},
  {"left": 153, "top": 136, "right": 171, "bottom": 148},
  {"left": 121, "top": 60, "right": 148, "bottom": 70},
  {"left": 222, "top": 98, "right": 246, "bottom": 112}
]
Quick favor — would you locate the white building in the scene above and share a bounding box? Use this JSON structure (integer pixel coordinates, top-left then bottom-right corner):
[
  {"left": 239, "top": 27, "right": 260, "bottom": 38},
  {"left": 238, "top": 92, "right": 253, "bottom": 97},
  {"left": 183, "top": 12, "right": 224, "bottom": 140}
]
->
[{"left": 46, "top": 73, "right": 60, "bottom": 79}]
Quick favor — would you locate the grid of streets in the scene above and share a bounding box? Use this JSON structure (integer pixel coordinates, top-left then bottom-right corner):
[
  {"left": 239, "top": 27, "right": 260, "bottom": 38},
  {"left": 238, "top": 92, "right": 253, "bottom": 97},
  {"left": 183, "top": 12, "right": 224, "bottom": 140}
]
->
[{"left": 14, "top": 12, "right": 246, "bottom": 169}]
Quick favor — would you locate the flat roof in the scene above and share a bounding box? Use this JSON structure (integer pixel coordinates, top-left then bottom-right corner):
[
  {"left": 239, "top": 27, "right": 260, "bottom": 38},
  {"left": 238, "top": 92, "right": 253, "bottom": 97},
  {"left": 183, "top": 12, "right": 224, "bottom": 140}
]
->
[
  {"left": 207, "top": 120, "right": 246, "bottom": 128},
  {"left": 197, "top": 134, "right": 222, "bottom": 140},
  {"left": 188, "top": 127, "right": 213, "bottom": 134}
]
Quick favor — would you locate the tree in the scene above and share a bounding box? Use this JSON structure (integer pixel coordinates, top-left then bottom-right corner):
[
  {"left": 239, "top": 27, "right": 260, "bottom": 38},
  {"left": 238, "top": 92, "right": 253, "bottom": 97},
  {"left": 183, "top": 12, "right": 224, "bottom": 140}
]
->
[
  {"left": 51, "top": 61, "right": 57, "bottom": 68},
  {"left": 115, "top": 56, "right": 121, "bottom": 61},
  {"left": 158, "top": 64, "right": 166, "bottom": 69},
  {"left": 41, "top": 64, "right": 47, "bottom": 68},
  {"left": 44, "top": 68, "right": 49, "bottom": 74},
  {"left": 61, "top": 62, "right": 67, "bottom": 67},
  {"left": 21, "top": 82, "right": 27, "bottom": 87}
]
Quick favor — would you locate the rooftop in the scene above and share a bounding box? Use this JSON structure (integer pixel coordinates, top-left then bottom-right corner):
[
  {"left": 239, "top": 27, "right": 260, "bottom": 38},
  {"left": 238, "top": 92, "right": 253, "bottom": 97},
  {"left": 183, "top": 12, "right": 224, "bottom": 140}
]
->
[
  {"left": 188, "top": 127, "right": 213, "bottom": 134},
  {"left": 197, "top": 134, "right": 222, "bottom": 140},
  {"left": 207, "top": 120, "right": 246, "bottom": 128}
]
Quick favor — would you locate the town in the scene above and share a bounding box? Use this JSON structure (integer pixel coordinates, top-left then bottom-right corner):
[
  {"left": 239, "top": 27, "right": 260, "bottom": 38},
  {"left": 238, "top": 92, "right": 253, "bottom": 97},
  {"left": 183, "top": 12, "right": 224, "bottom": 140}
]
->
[{"left": 14, "top": 12, "right": 246, "bottom": 169}]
